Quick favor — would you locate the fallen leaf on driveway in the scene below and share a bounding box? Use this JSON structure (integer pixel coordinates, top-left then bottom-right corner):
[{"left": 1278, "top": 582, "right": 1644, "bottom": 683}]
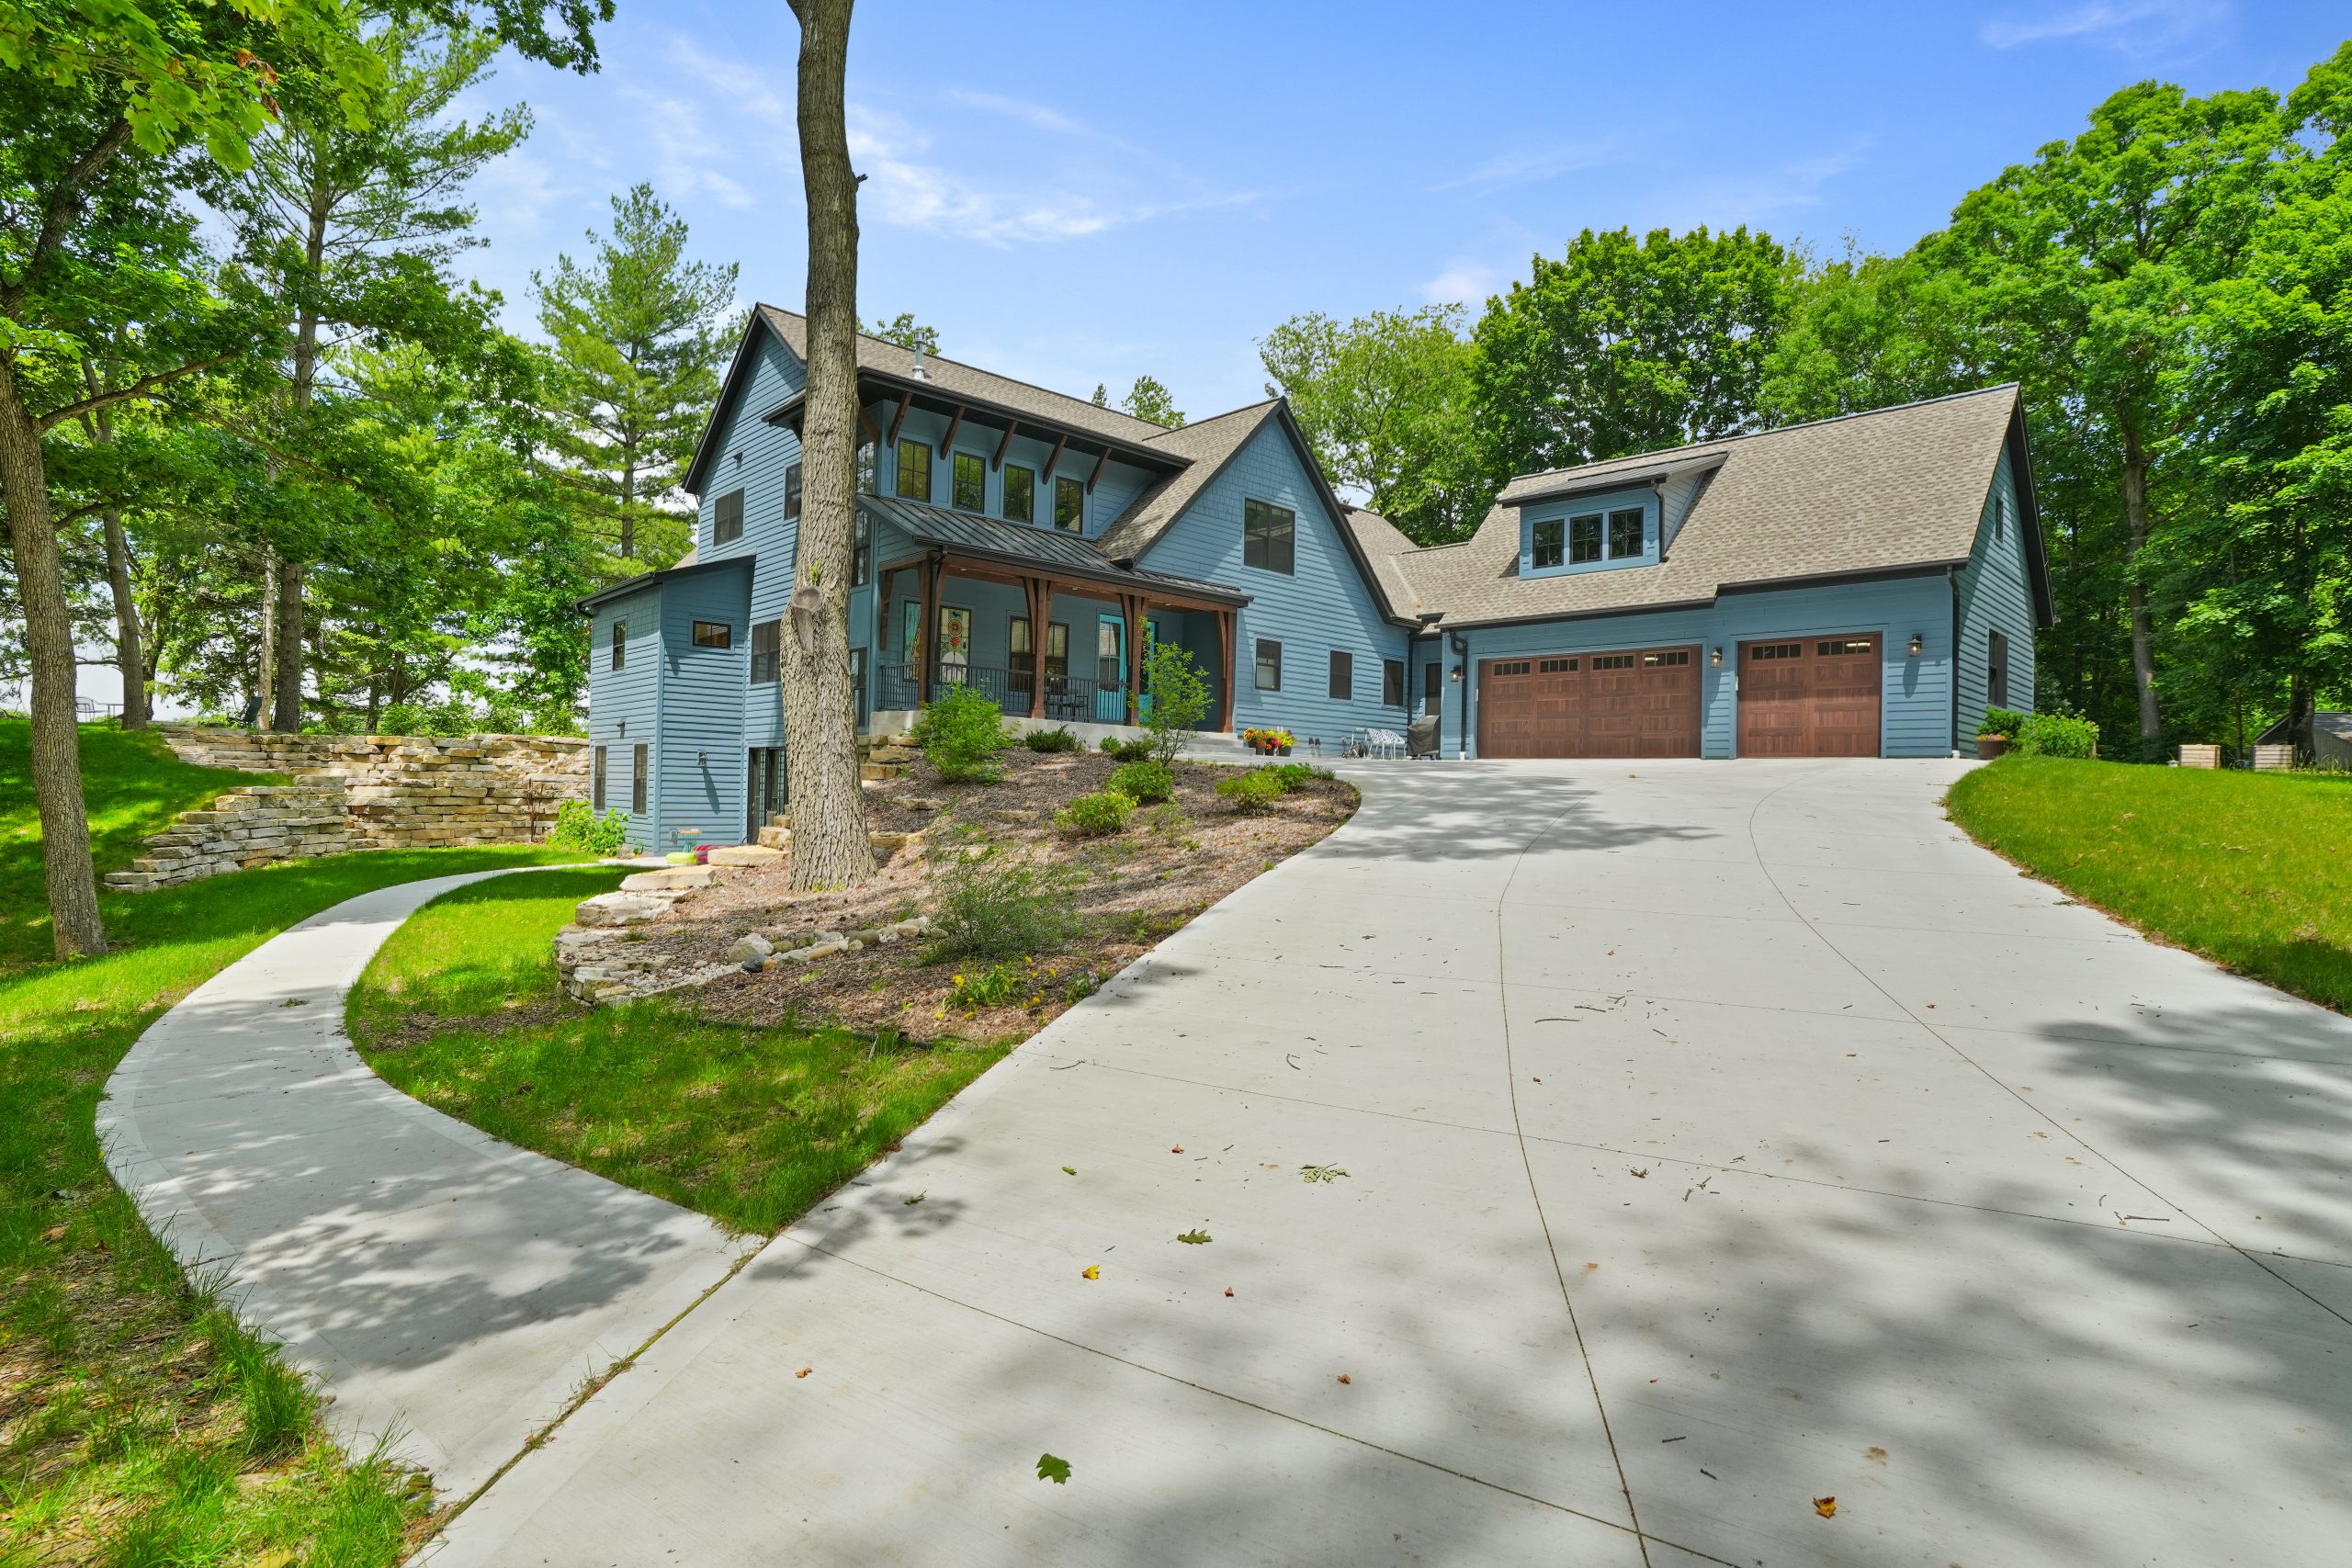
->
[
  {"left": 1336, "top": 1373, "right": 1351, "bottom": 1384},
  {"left": 1170, "top": 1145, "right": 1184, "bottom": 1154},
  {"left": 1037, "top": 1453, "right": 1071, "bottom": 1484},
  {"left": 1224, "top": 1286, "right": 1235, "bottom": 1297},
  {"left": 1178, "top": 1229, "right": 1211, "bottom": 1245},
  {"left": 1061, "top": 1166, "right": 1076, "bottom": 1175},
  {"left": 1081, "top": 1265, "right": 1100, "bottom": 1280},
  {"left": 1630, "top": 1168, "right": 1648, "bottom": 1179},
  {"left": 796, "top": 1367, "right": 811, "bottom": 1379},
  {"left": 1299, "top": 1164, "right": 1349, "bottom": 1184},
  {"left": 1813, "top": 1496, "right": 1837, "bottom": 1517},
  {"left": 902, "top": 1190, "right": 925, "bottom": 1206}
]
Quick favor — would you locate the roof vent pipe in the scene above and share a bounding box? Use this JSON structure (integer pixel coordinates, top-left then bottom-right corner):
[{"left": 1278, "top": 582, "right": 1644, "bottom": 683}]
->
[{"left": 910, "top": 345, "right": 929, "bottom": 381}]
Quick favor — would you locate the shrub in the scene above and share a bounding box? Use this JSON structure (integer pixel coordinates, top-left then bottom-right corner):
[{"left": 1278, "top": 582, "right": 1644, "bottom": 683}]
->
[
  {"left": 547, "top": 798, "right": 631, "bottom": 854},
  {"left": 1098, "top": 734, "right": 1123, "bottom": 753},
  {"left": 1145, "top": 801, "right": 1193, "bottom": 841},
  {"left": 926, "top": 829, "right": 1086, "bottom": 959},
  {"left": 1056, "top": 787, "right": 1136, "bottom": 837},
  {"left": 1142, "top": 642, "right": 1213, "bottom": 765},
  {"left": 915, "top": 685, "right": 1015, "bottom": 783},
  {"left": 1216, "top": 769, "right": 1286, "bottom": 814},
  {"left": 2016, "top": 711, "right": 2099, "bottom": 759},
  {"left": 1023, "top": 725, "right": 1082, "bottom": 753},
  {"left": 1980, "top": 706, "right": 2028, "bottom": 739},
  {"left": 1263, "top": 761, "right": 1329, "bottom": 792},
  {"left": 1102, "top": 736, "right": 1152, "bottom": 763},
  {"left": 1108, "top": 759, "right": 1174, "bottom": 804},
  {"left": 947, "top": 959, "right": 1031, "bottom": 1008}
]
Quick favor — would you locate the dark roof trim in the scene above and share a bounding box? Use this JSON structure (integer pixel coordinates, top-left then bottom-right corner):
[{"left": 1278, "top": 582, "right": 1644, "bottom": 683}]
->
[
  {"left": 681, "top": 315, "right": 780, "bottom": 499},
  {"left": 574, "top": 553, "right": 748, "bottom": 614},
  {"left": 1503, "top": 455, "right": 1727, "bottom": 510},
  {"left": 912, "top": 537, "right": 1252, "bottom": 607},
  {"left": 1426, "top": 594, "right": 1724, "bottom": 633},
  {"left": 2005, "top": 401, "right": 2058, "bottom": 628},
  {"left": 1714, "top": 560, "right": 1963, "bottom": 597},
  {"left": 850, "top": 372, "right": 1189, "bottom": 472}
]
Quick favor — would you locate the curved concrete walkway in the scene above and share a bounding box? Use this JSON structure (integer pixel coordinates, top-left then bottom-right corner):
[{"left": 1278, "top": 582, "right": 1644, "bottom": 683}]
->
[
  {"left": 98, "top": 870, "right": 750, "bottom": 1500},
  {"left": 429, "top": 761, "right": 2352, "bottom": 1568}
]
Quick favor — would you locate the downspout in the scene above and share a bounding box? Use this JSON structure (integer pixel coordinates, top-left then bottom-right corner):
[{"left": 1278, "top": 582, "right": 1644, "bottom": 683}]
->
[
  {"left": 1450, "top": 630, "right": 1470, "bottom": 760},
  {"left": 1947, "top": 567, "right": 1962, "bottom": 757}
]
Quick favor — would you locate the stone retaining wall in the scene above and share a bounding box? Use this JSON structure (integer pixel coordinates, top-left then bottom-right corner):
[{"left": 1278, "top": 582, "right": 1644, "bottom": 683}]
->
[{"left": 106, "top": 727, "right": 591, "bottom": 891}]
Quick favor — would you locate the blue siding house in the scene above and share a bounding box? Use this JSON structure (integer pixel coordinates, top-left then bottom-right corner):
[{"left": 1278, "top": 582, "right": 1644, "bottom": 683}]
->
[{"left": 582, "top": 308, "right": 2052, "bottom": 851}]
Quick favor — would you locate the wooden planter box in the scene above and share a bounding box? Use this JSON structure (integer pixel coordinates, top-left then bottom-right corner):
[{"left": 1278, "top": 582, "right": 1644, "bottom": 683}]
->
[
  {"left": 2178, "top": 744, "right": 2221, "bottom": 770},
  {"left": 2253, "top": 744, "right": 2295, "bottom": 772}
]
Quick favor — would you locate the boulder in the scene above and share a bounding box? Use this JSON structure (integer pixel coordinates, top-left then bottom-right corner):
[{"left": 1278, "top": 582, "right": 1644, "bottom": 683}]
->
[
  {"left": 621, "top": 865, "right": 716, "bottom": 892},
  {"left": 708, "top": 843, "right": 784, "bottom": 867},
  {"left": 728, "top": 932, "right": 775, "bottom": 964},
  {"left": 574, "top": 892, "right": 673, "bottom": 928}
]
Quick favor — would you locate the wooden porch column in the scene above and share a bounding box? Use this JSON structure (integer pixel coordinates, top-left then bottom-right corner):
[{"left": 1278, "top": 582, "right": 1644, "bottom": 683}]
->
[
  {"left": 1122, "top": 593, "right": 1144, "bottom": 728},
  {"left": 1024, "top": 577, "right": 1048, "bottom": 719},
  {"left": 1215, "top": 610, "right": 1236, "bottom": 731},
  {"left": 919, "top": 553, "right": 944, "bottom": 705}
]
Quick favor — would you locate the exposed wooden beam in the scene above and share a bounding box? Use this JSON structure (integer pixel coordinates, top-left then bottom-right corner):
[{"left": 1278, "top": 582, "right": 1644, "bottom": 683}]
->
[
  {"left": 938, "top": 404, "right": 966, "bottom": 464},
  {"left": 1086, "top": 445, "right": 1111, "bottom": 495},
  {"left": 990, "top": 419, "right": 1021, "bottom": 471},
  {"left": 1039, "top": 432, "right": 1070, "bottom": 489},
  {"left": 886, "top": 396, "right": 911, "bottom": 448},
  {"left": 856, "top": 402, "right": 880, "bottom": 446}
]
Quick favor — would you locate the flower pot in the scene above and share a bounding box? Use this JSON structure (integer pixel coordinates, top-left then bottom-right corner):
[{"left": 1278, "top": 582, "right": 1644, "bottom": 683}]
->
[
  {"left": 1276, "top": 745, "right": 1293, "bottom": 756},
  {"left": 1976, "top": 734, "right": 2010, "bottom": 761}
]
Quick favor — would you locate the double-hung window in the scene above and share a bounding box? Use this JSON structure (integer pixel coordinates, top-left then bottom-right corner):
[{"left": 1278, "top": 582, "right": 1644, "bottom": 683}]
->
[
  {"left": 1054, "top": 475, "right": 1084, "bottom": 532},
  {"left": 896, "top": 440, "right": 932, "bottom": 502},
  {"left": 1254, "top": 638, "right": 1282, "bottom": 691},
  {"left": 1568, "top": 513, "right": 1602, "bottom": 564},
  {"left": 783, "top": 462, "right": 803, "bottom": 520},
  {"left": 1532, "top": 518, "right": 1565, "bottom": 570},
  {"left": 610, "top": 618, "right": 627, "bottom": 671},
  {"left": 1383, "top": 659, "right": 1405, "bottom": 706},
  {"left": 1328, "top": 650, "right": 1352, "bottom": 701},
  {"left": 1243, "top": 499, "right": 1295, "bottom": 573},
  {"left": 1422, "top": 660, "right": 1442, "bottom": 716},
  {"left": 1606, "top": 506, "right": 1644, "bottom": 559},
  {"left": 630, "top": 743, "right": 648, "bottom": 814},
  {"left": 713, "top": 489, "right": 744, "bottom": 546},
  {"left": 751, "top": 620, "right": 781, "bottom": 683},
  {"left": 1003, "top": 465, "right": 1035, "bottom": 523},
  {"left": 952, "top": 451, "right": 984, "bottom": 512}
]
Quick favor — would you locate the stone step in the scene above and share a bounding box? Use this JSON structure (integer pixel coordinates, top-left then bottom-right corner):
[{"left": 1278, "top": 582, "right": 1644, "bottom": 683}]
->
[
  {"left": 707, "top": 844, "right": 783, "bottom": 867},
  {"left": 620, "top": 866, "right": 716, "bottom": 892}
]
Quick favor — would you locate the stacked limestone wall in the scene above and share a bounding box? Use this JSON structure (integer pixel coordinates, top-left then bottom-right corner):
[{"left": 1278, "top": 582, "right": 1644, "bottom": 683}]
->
[{"left": 105, "top": 728, "right": 591, "bottom": 891}]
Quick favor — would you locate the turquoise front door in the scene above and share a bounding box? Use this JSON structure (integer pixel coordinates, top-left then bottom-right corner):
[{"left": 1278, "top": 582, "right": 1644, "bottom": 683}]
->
[{"left": 1095, "top": 615, "right": 1125, "bottom": 724}]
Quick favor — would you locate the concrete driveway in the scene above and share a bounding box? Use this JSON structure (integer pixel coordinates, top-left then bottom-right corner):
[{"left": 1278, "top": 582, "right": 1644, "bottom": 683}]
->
[{"left": 434, "top": 761, "right": 2352, "bottom": 1568}]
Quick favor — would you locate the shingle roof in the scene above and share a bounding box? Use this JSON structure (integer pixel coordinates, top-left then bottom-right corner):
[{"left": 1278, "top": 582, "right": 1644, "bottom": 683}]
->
[
  {"left": 757, "top": 306, "right": 1170, "bottom": 449},
  {"left": 1393, "top": 386, "right": 2025, "bottom": 626},
  {"left": 1091, "top": 400, "right": 1282, "bottom": 563},
  {"left": 860, "top": 494, "right": 1249, "bottom": 606},
  {"left": 1341, "top": 508, "right": 1427, "bottom": 618}
]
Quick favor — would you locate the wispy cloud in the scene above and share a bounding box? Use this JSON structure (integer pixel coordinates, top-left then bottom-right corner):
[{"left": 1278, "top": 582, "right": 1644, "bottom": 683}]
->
[
  {"left": 1434, "top": 139, "right": 1618, "bottom": 195},
  {"left": 666, "top": 36, "right": 791, "bottom": 135},
  {"left": 1419, "top": 263, "right": 1498, "bottom": 306},
  {"left": 1636, "top": 144, "right": 1869, "bottom": 231},
  {"left": 621, "top": 87, "right": 758, "bottom": 210},
  {"left": 1980, "top": 0, "right": 2228, "bottom": 53}
]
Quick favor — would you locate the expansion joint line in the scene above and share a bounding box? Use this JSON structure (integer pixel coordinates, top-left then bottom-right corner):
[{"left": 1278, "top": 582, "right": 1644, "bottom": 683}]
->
[{"left": 1492, "top": 781, "right": 1652, "bottom": 1566}]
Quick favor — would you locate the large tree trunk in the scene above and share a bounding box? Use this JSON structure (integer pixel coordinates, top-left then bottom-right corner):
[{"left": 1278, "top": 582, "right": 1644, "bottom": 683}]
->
[
  {"left": 100, "top": 505, "right": 148, "bottom": 728},
  {"left": 2119, "top": 425, "right": 2162, "bottom": 761},
  {"left": 0, "top": 363, "right": 107, "bottom": 956},
  {"left": 272, "top": 556, "right": 304, "bottom": 729},
  {"left": 254, "top": 542, "right": 278, "bottom": 731},
  {"left": 2286, "top": 669, "right": 2314, "bottom": 765},
  {"left": 783, "top": 0, "right": 875, "bottom": 892}
]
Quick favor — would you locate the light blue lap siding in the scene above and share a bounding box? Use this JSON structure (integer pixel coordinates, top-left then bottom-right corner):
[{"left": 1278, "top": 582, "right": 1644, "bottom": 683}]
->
[
  {"left": 1954, "top": 445, "right": 2037, "bottom": 754},
  {"left": 587, "top": 585, "right": 663, "bottom": 847},
  {"left": 877, "top": 403, "right": 1156, "bottom": 544},
  {"left": 1136, "top": 419, "right": 1408, "bottom": 743},
  {"left": 656, "top": 565, "right": 752, "bottom": 850},
  {"left": 1424, "top": 574, "right": 1955, "bottom": 758}
]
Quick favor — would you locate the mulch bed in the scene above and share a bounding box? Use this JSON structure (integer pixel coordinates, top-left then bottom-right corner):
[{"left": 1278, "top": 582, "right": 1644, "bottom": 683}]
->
[{"left": 633, "top": 748, "right": 1356, "bottom": 1042}]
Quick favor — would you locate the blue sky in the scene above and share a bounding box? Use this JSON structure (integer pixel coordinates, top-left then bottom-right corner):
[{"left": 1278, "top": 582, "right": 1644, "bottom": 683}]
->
[{"left": 460, "top": 1, "right": 2343, "bottom": 419}]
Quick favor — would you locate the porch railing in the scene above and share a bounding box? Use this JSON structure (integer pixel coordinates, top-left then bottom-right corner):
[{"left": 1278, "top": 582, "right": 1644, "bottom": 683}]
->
[{"left": 877, "top": 661, "right": 1132, "bottom": 725}]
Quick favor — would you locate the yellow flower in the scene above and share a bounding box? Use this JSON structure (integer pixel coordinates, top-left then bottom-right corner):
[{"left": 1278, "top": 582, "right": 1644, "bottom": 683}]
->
[{"left": 1081, "top": 1265, "right": 1100, "bottom": 1280}]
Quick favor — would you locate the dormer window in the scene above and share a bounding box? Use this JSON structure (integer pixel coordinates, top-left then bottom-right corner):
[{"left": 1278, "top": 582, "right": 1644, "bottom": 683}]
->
[
  {"left": 1607, "top": 507, "right": 1643, "bottom": 558},
  {"left": 896, "top": 440, "right": 932, "bottom": 502},
  {"left": 1054, "top": 475, "right": 1084, "bottom": 533},
  {"left": 1569, "top": 513, "right": 1602, "bottom": 563},
  {"left": 1532, "top": 519, "right": 1565, "bottom": 570},
  {"left": 953, "top": 451, "right": 984, "bottom": 512},
  {"left": 1530, "top": 491, "right": 1651, "bottom": 577}
]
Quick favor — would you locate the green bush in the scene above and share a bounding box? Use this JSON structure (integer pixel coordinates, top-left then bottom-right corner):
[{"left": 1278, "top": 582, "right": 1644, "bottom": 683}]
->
[
  {"left": 1098, "top": 734, "right": 1123, "bottom": 754},
  {"left": 1142, "top": 642, "right": 1213, "bottom": 765},
  {"left": 1056, "top": 787, "right": 1136, "bottom": 837},
  {"left": 1023, "top": 725, "right": 1081, "bottom": 753},
  {"left": 926, "top": 828, "right": 1086, "bottom": 958},
  {"left": 547, "top": 798, "right": 631, "bottom": 854},
  {"left": 1216, "top": 769, "right": 1286, "bottom": 814},
  {"left": 1108, "top": 759, "right": 1175, "bottom": 804},
  {"left": 2016, "top": 711, "right": 2099, "bottom": 759},
  {"left": 1263, "top": 761, "right": 1329, "bottom": 793},
  {"left": 1980, "top": 707, "right": 2028, "bottom": 738},
  {"left": 914, "top": 685, "right": 1016, "bottom": 783}
]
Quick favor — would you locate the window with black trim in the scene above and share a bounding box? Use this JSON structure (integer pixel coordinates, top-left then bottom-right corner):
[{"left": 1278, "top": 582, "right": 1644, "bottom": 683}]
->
[
  {"left": 1988, "top": 629, "right": 2009, "bottom": 707},
  {"left": 1046, "top": 621, "right": 1069, "bottom": 682},
  {"left": 1592, "top": 654, "right": 1636, "bottom": 670},
  {"left": 784, "top": 462, "right": 803, "bottom": 519},
  {"left": 853, "top": 510, "right": 871, "bottom": 586},
  {"left": 713, "top": 489, "right": 744, "bottom": 545},
  {"left": 1642, "top": 649, "right": 1690, "bottom": 667},
  {"left": 1243, "top": 499, "right": 1295, "bottom": 573},
  {"left": 1010, "top": 615, "right": 1032, "bottom": 659},
  {"left": 896, "top": 440, "right": 932, "bottom": 501},
  {"left": 1329, "top": 649, "right": 1351, "bottom": 700},
  {"left": 1569, "top": 513, "right": 1602, "bottom": 564},
  {"left": 751, "top": 620, "right": 780, "bottom": 682},
  {"left": 1254, "top": 638, "right": 1282, "bottom": 691},
  {"left": 1054, "top": 475, "right": 1083, "bottom": 532},
  {"left": 692, "top": 620, "right": 731, "bottom": 649},
  {"left": 953, "top": 451, "right": 984, "bottom": 512},
  {"left": 1817, "top": 638, "right": 1872, "bottom": 657},
  {"left": 1422, "top": 660, "right": 1442, "bottom": 715},
  {"left": 856, "top": 442, "right": 876, "bottom": 495},
  {"left": 1491, "top": 660, "right": 1533, "bottom": 676},
  {"left": 1383, "top": 659, "right": 1405, "bottom": 705},
  {"left": 1994, "top": 493, "right": 2007, "bottom": 543},
  {"left": 1748, "top": 642, "right": 1803, "bottom": 661},
  {"left": 1607, "top": 506, "right": 1644, "bottom": 559},
  {"left": 1532, "top": 518, "right": 1565, "bottom": 570},
  {"left": 593, "top": 745, "right": 607, "bottom": 809},
  {"left": 630, "top": 742, "right": 648, "bottom": 814},
  {"left": 610, "top": 618, "right": 627, "bottom": 671},
  {"left": 1004, "top": 465, "right": 1035, "bottom": 523},
  {"left": 849, "top": 647, "right": 868, "bottom": 728}
]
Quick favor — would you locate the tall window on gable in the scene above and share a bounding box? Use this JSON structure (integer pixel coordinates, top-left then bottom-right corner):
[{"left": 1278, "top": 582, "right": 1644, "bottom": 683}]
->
[
  {"left": 853, "top": 510, "right": 872, "bottom": 585},
  {"left": 1383, "top": 659, "right": 1405, "bottom": 706},
  {"left": 593, "top": 745, "right": 606, "bottom": 810},
  {"left": 1243, "top": 499, "right": 1295, "bottom": 573},
  {"left": 1328, "top": 650, "right": 1352, "bottom": 701},
  {"left": 713, "top": 489, "right": 744, "bottom": 545},
  {"left": 1568, "top": 513, "right": 1602, "bottom": 564},
  {"left": 952, "top": 451, "right": 984, "bottom": 512},
  {"left": 1607, "top": 506, "right": 1644, "bottom": 559},
  {"left": 1254, "top": 638, "right": 1282, "bottom": 691},
  {"left": 896, "top": 440, "right": 933, "bottom": 502},
  {"left": 1994, "top": 492, "right": 2007, "bottom": 542},
  {"left": 1054, "top": 475, "right": 1084, "bottom": 532},
  {"left": 1004, "top": 464, "right": 1035, "bottom": 523},
  {"left": 751, "top": 620, "right": 780, "bottom": 683},
  {"left": 784, "top": 462, "right": 803, "bottom": 519},
  {"left": 1988, "top": 629, "right": 2009, "bottom": 708},
  {"left": 1532, "top": 518, "right": 1565, "bottom": 570},
  {"left": 610, "top": 618, "right": 627, "bottom": 671}
]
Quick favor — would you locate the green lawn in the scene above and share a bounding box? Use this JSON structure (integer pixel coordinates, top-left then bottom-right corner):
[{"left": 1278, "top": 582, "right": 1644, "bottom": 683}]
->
[
  {"left": 351, "top": 874, "right": 1010, "bottom": 1234},
  {"left": 0, "top": 717, "right": 282, "bottom": 971},
  {"left": 0, "top": 720, "right": 590, "bottom": 1566},
  {"left": 1948, "top": 755, "right": 2352, "bottom": 1011}
]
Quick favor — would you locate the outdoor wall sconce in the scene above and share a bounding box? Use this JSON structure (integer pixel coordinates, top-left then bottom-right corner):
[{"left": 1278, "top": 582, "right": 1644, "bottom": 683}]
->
[
  {"left": 1450, "top": 665, "right": 1463, "bottom": 682},
  {"left": 696, "top": 751, "right": 707, "bottom": 765},
  {"left": 1907, "top": 633, "right": 1924, "bottom": 657},
  {"left": 1710, "top": 647, "right": 1723, "bottom": 666},
  {"left": 616, "top": 719, "right": 626, "bottom": 737}
]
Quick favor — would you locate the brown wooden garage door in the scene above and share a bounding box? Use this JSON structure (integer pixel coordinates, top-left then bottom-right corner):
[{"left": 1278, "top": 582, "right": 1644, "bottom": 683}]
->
[
  {"left": 1736, "top": 635, "right": 1882, "bottom": 757},
  {"left": 1477, "top": 647, "right": 1702, "bottom": 758}
]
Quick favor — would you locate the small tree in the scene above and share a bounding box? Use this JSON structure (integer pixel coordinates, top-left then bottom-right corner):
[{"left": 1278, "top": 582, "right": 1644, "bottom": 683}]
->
[{"left": 1142, "top": 641, "right": 1211, "bottom": 765}]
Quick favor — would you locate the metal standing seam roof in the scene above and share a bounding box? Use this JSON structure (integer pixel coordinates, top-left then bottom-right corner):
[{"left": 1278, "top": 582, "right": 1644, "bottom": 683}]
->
[
  {"left": 861, "top": 494, "right": 1250, "bottom": 606},
  {"left": 1357, "top": 385, "right": 2030, "bottom": 628}
]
